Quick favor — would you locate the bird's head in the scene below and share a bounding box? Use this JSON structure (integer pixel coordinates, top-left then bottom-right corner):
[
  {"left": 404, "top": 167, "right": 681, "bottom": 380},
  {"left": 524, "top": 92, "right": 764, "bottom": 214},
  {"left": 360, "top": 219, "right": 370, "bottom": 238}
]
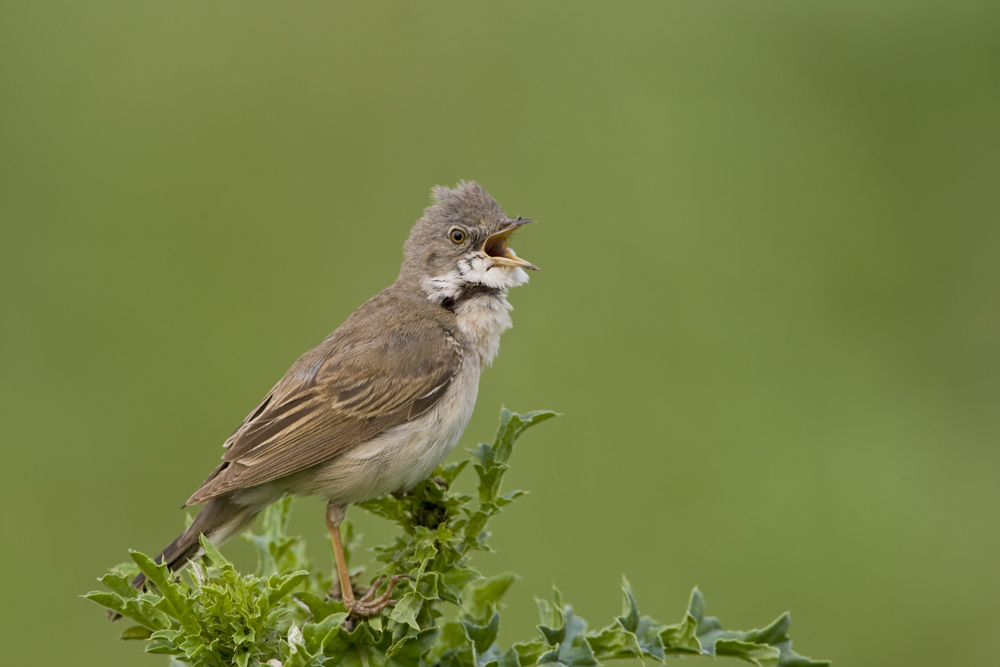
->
[{"left": 402, "top": 181, "right": 538, "bottom": 303}]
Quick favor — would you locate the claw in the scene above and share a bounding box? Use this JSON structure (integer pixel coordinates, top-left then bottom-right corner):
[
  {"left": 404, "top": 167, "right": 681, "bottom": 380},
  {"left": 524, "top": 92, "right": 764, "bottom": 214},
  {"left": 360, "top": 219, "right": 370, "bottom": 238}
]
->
[{"left": 344, "top": 574, "right": 412, "bottom": 617}]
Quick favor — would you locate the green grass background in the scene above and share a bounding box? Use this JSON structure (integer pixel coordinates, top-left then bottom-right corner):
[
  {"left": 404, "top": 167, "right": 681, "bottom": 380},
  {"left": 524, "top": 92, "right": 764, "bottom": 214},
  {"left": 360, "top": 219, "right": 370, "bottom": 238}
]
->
[{"left": 2, "top": 2, "right": 999, "bottom": 665}]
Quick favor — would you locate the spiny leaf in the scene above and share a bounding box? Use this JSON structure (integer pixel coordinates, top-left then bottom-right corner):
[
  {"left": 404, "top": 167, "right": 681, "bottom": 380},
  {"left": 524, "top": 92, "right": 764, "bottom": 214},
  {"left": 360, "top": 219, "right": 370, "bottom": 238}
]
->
[
  {"left": 462, "top": 572, "right": 517, "bottom": 621},
  {"left": 389, "top": 591, "right": 423, "bottom": 631},
  {"left": 197, "top": 534, "right": 228, "bottom": 568},
  {"left": 98, "top": 569, "right": 140, "bottom": 599},
  {"left": 129, "top": 550, "right": 198, "bottom": 633},
  {"left": 616, "top": 577, "right": 640, "bottom": 633},
  {"left": 266, "top": 571, "right": 309, "bottom": 607},
  {"left": 494, "top": 409, "right": 558, "bottom": 464},
  {"left": 715, "top": 639, "right": 782, "bottom": 666},
  {"left": 461, "top": 609, "right": 500, "bottom": 653},
  {"left": 120, "top": 625, "right": 153, "bottom": 640},
  {"left": 86, "top": 408, "right": 827, "bottom": 667},
  {"left": 660, "top": 613, "right": 701, "bottom": 655}
]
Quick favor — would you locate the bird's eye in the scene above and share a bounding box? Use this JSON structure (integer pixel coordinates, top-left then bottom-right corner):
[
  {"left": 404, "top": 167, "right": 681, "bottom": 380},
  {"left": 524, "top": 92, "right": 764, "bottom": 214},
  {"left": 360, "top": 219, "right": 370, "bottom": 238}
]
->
[{"left": 449, "top": 228, "right": 467, "bottom": 244}]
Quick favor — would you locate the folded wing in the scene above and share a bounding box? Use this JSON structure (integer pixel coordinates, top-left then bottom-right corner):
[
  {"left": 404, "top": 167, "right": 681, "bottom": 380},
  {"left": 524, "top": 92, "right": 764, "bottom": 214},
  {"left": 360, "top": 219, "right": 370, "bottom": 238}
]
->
[{"left": 185, "top": 320, "right": 463, "bottom": 505}]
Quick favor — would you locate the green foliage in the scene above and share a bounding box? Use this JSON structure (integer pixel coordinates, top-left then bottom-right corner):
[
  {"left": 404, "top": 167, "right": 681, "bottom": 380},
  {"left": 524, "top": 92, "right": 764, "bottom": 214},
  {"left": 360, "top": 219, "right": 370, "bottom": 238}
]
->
[{"left": 86, "top": 408, "right": 828, "bottom": 667}]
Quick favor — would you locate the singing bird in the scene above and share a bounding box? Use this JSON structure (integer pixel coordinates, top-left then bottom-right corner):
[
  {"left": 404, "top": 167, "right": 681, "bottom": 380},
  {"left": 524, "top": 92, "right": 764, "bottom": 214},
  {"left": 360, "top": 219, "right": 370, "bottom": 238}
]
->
[{"left": 133, "top": 181, "right": 538, "bottom": 617}]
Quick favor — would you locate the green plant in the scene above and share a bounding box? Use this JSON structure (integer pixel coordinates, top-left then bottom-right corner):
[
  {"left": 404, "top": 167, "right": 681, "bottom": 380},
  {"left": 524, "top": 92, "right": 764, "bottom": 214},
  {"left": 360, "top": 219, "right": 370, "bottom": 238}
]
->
[{"left": 86, "top": 409, "right": 829, "bottom": 667}]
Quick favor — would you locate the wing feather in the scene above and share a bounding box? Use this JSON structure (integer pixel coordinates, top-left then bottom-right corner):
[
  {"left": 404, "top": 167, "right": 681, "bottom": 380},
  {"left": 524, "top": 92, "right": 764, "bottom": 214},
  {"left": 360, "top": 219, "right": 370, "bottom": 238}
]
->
[{"left": 185, "top": 319, "right": 462, "bottom": 505}]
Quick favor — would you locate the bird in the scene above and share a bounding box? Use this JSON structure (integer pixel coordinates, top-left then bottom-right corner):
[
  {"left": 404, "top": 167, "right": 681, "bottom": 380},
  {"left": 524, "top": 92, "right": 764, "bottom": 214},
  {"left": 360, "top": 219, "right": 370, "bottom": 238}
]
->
[{"left": 131, "top": 181, "right": 538, "bottom": 618}]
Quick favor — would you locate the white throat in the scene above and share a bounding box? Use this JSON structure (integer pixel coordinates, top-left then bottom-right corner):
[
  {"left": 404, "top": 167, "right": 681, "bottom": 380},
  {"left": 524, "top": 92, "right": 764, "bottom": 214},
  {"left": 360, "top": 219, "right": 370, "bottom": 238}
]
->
[{"left": 422, "top": 254, "right": 530, "bottom": 366}]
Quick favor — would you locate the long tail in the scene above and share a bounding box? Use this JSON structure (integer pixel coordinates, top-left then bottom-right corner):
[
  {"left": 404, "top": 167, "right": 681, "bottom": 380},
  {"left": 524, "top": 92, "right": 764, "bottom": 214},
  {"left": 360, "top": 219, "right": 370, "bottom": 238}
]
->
[{"left": 130, "top": 495, "right": 259, "bottom": 590}]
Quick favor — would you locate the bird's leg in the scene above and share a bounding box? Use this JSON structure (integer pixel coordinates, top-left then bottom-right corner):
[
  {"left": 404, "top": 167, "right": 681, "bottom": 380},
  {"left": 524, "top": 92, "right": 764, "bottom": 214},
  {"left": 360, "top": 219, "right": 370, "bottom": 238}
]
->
[
  {"left": 325, "top": 503, "right": 356, "bottom": 607},
  {"left": 325, "top": 501, "right": 410, "bottom": 618}
]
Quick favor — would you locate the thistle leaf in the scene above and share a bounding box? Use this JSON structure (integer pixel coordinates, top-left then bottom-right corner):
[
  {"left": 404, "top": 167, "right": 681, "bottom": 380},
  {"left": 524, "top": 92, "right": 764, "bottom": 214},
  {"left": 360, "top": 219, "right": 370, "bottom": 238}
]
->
[{"left": 86, "top": 408, "right": 826, "bottom": 667}]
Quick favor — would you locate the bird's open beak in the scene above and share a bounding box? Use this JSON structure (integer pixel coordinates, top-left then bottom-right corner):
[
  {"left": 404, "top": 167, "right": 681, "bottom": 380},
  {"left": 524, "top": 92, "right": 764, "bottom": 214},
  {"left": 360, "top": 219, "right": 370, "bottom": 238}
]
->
[{"left": 480, "top": 218, "right": 539, "bottom": 271}]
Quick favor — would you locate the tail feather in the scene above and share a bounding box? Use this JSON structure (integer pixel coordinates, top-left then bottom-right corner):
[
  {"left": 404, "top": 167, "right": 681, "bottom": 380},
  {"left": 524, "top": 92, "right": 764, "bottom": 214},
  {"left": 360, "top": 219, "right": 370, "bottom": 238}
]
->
[{"left": 129, "top": 495, "right": 258, "bottom": 591}]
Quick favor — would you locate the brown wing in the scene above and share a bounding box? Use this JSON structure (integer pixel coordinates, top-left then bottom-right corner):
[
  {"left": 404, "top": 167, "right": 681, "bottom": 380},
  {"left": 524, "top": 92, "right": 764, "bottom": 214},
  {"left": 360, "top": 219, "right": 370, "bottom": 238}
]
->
[{"left": 185, "top": 319, "right": 463, "bottom": 505}]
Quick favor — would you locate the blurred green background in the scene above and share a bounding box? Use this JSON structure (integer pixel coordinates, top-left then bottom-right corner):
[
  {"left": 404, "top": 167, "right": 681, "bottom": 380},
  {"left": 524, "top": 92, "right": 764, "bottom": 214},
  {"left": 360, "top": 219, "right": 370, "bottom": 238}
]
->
[{"left": 2, "top": 2, "right": 999, "bottom": 665}]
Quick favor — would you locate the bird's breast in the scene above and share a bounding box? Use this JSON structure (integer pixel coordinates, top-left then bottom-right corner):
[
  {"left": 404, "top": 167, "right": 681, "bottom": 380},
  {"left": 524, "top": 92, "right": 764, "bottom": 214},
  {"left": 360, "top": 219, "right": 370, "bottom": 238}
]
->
[
  {"left": 454, "top": 292, "right": 514, "bottom": 367},
  {"left": 304, "top": 293, "right": 514, "bottom": 507}
]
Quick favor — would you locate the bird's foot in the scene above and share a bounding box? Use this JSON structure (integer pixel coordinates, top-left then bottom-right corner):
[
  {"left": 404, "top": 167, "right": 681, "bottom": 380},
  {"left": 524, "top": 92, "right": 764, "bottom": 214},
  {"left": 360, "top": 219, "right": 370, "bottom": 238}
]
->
[
  {"left": 344, "top": 574, "right": 411, "bottom": 617},
  {"left": 328, "top": 578, "right": 370, "bottom": 601}
]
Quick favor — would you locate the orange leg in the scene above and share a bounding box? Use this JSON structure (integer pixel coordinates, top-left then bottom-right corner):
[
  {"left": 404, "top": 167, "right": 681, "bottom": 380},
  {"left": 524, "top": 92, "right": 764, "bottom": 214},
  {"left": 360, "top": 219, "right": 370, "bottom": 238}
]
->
[{"left": 325, "top": 501, "right": 409, "bottom": 617}]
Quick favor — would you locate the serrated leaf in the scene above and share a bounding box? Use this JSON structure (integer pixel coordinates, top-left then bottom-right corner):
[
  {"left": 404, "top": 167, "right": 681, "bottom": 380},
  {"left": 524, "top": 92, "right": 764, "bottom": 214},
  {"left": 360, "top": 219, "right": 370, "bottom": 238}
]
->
[
  {"left": 616, "top": 577, "right": 640, "bottom": 633},
  {"left": 477, "top": 643, "right": 505, "bottom": 667},
  {"left": 86, "top": 408, "right": 826, "bottom": 667},
  {"left": 585, "top": 624, "right": 639, "bottom": 661},
  {"left": 687, "top": 587, "right": 721, "bottom": 636},
  {"left": 297, "top": 591, "right": 345, "bottom": 621},
  {"left": 688, "top": 590, "right": 827, "bottom": 667},
  {"left": 462, "top": 572, "right": 516, "bottom": 620},
  {"left": 497, "top": 646, "right": 523, "bottom": 667},
  {"left": 130, "top": 550, "right": 197, "bottom": 632},
  {"left": 84, "top": 590, "right": 124, "bottom": 613},
  {"left": 415, "top": 571, "right": 441, "bottom": 600},
  {"left": 84, "top": 590, "right": 167, "bottom": 630},
  {"left": 493, "top": 409, "right": 557, "bottom": 464},
  {"left": 496, "top": 489, "right": 526, "bottom": 507},
  {"left": 462, "top": 609, "right": 500, "bottom": 654},
  {"left": 389, "top": 591, "right": 423, "bottom": 631},
  {"left": 511, "top": 637, "right": 549, "bottom": 665},
  {"left": 432, "top": 620, "right": 473, "bottom": 658},
  {"left": 301, "top": 613, "right": 347, "bottom": 653},
  {"left": 743, "top": 613, "right": 791, "bottom": 646},
  {"left": 535, "top": 587, "right": 565, "bottom": 632},
  {"left": 413, "top": 538, "right": 438, "bottom": 568},
  {"left": 715, "top": 639, "right": 781, "bottom": 667},
  {"left": 120, "top": 625, "right": 153, "bottom": 640},
  {"left": 775, "top": 639, "right": 832, "bottom": 667},
  {"left": 438, "top": 459, "right": 470, "bottom": 485},
  {"left": 463, "top": 508, "right": 492, "bottom": 545},
  {"left": 146, "top": 640, "right": 180, "bottom": 655},
  {"left": 537, "top": 601, "right": 598, "bottom": 667},
  {"left": 539, "top": 633, "right": 598, "bottom": 667},
  {"left": 266, "top": 571, "right": 309, "bottom": 606},
  {"left": 321, "top": 618, "right": 383, "bottom": 657},
  {"left": 660, "top": 612, "right": 701, "bottom": 655},
  {"left": 470, "top": 442, "right": 498, "bottom": 469},
  {"left": 387, "top": 626, "right": 439, "bottom": 661},
  {"left": 197, "top": 533, "right": 228, "bottom": 567},
  {"left": 98, "top": 571, "right": 140, "bottom": 599},
  {"left": 441, "top": 566, "right": 482, "bottom": 601},
  {"left": 634, "top": 617, "right": 667, "bottom": 660},
  {"left": 149, "top": 628, "right": 182, "bottom": 642},
  {"left": 687, "top": 587, "right": 705, "bottom": 623},
  {"left": 359, "top": 494, "right": 407, "bottom": 523}
]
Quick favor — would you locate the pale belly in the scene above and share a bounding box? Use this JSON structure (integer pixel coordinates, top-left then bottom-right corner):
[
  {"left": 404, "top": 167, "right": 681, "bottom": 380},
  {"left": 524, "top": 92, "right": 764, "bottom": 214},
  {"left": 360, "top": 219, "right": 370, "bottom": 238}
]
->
[{"left": 304, "top": 362, "right": 481, "bottom": 505}]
